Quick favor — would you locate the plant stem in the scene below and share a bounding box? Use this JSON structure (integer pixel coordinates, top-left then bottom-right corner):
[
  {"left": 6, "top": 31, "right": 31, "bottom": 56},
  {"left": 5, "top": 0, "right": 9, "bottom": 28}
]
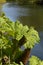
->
[
  {"left": 21, "top": 48, "right": 31, "bottom": 65},
  {"left": 15, "top": 48, "right": 31, "bottom": 65},
  {"left": 12, "top": 35, "right": 26, "bottom": 61},
  {"left": 19, "top": 35, "right": 27, "bottom": 47}
]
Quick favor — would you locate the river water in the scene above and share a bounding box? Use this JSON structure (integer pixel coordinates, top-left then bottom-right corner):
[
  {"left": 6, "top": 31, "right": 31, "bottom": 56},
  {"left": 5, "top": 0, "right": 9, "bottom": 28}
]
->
[{"left": 0, "top": 3, "right": 43, "bottom": 60}]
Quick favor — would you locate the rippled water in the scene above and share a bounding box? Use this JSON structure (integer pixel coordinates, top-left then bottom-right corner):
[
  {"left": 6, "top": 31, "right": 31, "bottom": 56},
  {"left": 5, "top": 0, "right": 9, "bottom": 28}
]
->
[{"left": 0, "top": 3, "right": 43, "bottom": 60}]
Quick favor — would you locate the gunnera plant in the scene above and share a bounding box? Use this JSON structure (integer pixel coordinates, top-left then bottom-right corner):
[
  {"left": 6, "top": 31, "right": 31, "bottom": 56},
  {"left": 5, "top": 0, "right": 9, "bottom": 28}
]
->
[
  {"left": 0, "top": 14, "right": 40, "bottom": 65},
  {"left": 29, "top": 56, "right": 43, "bottom": 65}
]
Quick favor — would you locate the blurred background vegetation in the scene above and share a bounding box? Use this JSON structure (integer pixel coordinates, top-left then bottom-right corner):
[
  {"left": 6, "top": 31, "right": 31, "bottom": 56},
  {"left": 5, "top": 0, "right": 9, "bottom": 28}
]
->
[{"left": 0, "top": 0, "right": 43, "bottom": 5}]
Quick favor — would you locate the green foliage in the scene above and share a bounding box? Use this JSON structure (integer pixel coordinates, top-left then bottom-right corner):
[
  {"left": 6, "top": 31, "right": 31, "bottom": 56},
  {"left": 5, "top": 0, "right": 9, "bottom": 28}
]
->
[
  {"left": 13, "top": 48, "right": 23, "bottom": 61},
  {"left": 29, "top": 56, "right": 40, "bottom": 65},
  {"left": 13, "top": 20, "right": 40, "bottom": 49},
  {"left": 0, "top": 61, "right": 24, "bottom": 65},
  {"left": 0, "top": 15, "right": 40, "bottom": 65},
  {"left": 13, "top": 62, "right": 24, "bottom": 65},
  {"left": 0, "top": 14, "right": 40, "bottom": 49},
  {"left": 24, "top": 27, "right": 40, "bottom": 48},
  {"left": 29, "top": 56, "right": 43, "bottom": 65},
  {"left": 0, "top": 16, "right": 15, "bottom": 49}
]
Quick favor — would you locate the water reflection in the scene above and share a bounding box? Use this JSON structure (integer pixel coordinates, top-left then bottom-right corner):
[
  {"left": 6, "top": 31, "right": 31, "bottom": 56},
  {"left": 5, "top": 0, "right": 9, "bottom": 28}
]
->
[
  {"left": 1, "top": 3, "right": 43, "bottom": 60},
  {"left": 2, "top": 3, "right": 30, "bottom": 21},
  {"left": 2, "top": 3, "right": 43, "bottom": 31},
  {"left": 19, "top": 7, "right": 43, "bottom": 31}
]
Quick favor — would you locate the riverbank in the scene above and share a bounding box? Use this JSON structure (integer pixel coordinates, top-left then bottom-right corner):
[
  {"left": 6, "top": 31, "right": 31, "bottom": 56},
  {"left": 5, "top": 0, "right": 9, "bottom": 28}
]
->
[{"left": 0, "top": 0, "right": 43, "bottom": 5}]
